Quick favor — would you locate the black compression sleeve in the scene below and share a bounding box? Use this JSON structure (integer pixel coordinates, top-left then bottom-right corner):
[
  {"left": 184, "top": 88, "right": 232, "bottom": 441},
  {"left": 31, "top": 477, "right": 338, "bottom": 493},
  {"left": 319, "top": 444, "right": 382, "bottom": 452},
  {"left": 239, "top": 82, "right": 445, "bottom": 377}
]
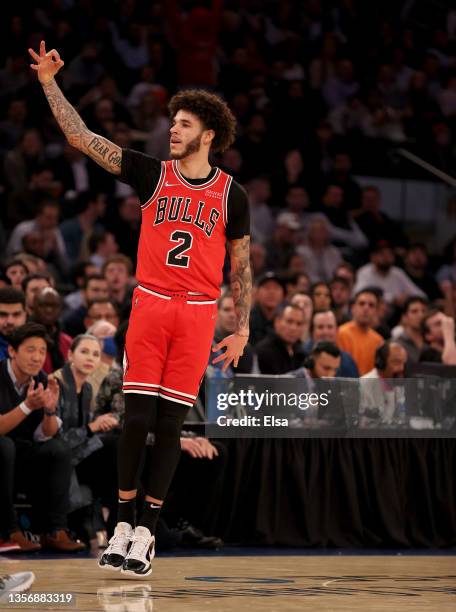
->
[
  {"left": 119, "top": 149, "right": 162, "bottom": 204},
  {"left": 226, "top": 180, "right": 250, "bottom": 239}
]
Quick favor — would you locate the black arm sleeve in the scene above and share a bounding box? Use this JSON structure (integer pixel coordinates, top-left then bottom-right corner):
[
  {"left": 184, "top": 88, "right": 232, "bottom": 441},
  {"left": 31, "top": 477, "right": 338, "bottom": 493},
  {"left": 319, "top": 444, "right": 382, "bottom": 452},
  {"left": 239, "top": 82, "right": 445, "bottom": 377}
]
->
[
  {"left": 119, "top": 149, "right": 162, "bottom": 204},
  {"left": 226, "top": 180, "right": 250, "bottom": 240}
]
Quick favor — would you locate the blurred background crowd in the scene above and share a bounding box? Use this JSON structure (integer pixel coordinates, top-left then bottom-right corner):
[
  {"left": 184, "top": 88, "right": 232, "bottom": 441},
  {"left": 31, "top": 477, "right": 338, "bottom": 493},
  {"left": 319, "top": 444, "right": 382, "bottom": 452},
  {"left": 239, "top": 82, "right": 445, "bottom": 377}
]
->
[{"left": 0, "top": 0, "right": 455, "bottom": 553}]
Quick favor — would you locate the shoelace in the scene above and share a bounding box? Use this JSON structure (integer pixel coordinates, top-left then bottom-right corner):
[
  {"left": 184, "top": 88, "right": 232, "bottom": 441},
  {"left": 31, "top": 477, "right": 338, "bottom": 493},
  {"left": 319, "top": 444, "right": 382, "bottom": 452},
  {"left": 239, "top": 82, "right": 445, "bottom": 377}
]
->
[
  {"left": 108, "top": 531, "right": 131, "bottom": 556},
  {"left": 24, "top": 531, "right": 40, "bottom": 544},
  {"left": 127, "top": 535, "right": 151, "bottom": 560}
]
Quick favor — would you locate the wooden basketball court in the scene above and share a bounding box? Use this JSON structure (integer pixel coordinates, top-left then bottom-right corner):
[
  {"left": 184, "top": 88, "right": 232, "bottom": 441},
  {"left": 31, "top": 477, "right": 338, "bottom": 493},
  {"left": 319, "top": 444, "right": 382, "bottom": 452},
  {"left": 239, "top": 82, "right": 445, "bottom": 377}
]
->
[{"left": 1, "top": 554, "right": 455, "bottom": 611}]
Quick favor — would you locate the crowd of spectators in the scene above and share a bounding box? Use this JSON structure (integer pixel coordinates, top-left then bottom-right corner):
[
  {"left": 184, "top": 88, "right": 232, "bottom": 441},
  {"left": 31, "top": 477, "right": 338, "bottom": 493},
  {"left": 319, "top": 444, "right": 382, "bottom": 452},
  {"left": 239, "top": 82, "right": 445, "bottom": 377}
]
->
[{"left": 0, "top": 1, "right": 455, "bottom": 552}]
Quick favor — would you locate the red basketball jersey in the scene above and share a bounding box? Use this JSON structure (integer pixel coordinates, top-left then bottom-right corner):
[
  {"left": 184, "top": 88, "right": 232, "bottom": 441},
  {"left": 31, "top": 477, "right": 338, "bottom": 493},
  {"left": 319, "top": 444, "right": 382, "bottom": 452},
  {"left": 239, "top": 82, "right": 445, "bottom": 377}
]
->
[{"left": 136, "top": 160, "right": 232, "bottom": 299}]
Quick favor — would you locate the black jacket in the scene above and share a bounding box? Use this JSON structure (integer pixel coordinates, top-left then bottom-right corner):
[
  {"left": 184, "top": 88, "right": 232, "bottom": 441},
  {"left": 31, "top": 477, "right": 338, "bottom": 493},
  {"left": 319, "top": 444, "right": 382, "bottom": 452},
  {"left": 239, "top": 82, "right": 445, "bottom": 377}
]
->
[
  {"left": 255, "top": 333, "right": 306, "bottom": 375},
  {"left": 0, "top": 359, "right": 47, "bottom": 440}
]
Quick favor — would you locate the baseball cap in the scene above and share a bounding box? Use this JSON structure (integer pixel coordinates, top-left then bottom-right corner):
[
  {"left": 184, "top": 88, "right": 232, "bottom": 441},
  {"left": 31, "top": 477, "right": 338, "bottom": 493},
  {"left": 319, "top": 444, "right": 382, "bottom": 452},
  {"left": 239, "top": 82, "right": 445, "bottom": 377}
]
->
[
  {"left": 256, "top": 271, "right": 286, "bottom": 291},
  {"left": 371, "top": 239, "right": 392, "bottom": 253}
]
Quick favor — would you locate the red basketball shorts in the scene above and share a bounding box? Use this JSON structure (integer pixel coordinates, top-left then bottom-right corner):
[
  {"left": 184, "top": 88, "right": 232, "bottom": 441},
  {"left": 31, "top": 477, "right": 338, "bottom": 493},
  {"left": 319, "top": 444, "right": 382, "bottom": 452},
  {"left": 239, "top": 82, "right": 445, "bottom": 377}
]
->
[{"left": 122, "top": 285, "right": 217, "bottom": 407}]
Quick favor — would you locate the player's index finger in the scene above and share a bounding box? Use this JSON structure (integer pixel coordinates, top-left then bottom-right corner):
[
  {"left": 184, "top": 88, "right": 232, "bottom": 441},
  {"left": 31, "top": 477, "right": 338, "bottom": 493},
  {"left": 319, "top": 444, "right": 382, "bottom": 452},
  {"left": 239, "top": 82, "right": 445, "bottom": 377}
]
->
[
  {"left": 28, "top": 48, "right": 40, "bottom": 61},
  {"left": 40, "top": 40, "right": 46, "bottom": 55}
]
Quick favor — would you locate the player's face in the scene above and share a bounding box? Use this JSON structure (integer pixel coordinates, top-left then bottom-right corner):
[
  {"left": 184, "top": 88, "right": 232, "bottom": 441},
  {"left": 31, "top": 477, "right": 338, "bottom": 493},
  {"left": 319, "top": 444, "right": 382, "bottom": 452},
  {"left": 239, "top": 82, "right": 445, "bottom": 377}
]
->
[{"left": 170, "top": 110, "right": 207, "bottom": 160}]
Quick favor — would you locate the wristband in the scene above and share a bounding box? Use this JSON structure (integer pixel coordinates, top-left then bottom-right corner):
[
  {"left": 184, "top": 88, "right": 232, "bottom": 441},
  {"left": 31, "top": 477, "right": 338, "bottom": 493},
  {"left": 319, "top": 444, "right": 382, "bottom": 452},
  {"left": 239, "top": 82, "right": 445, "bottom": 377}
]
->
[{"left": 19, "top": 402, "right": 32, "bottom": 416}]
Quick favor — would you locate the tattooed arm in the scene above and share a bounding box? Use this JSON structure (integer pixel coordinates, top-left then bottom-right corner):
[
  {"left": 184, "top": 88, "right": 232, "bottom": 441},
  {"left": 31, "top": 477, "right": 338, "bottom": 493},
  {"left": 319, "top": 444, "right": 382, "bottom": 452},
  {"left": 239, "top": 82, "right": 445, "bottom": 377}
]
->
[
  {"left": 212, "top": 235, "right": 252, "bottom": 371},
  {"left": 228, "top": 235, "right": 252, "bottom": 335},
  {"left": 29, "top": 41, "right": 122, "bottom": 175}
]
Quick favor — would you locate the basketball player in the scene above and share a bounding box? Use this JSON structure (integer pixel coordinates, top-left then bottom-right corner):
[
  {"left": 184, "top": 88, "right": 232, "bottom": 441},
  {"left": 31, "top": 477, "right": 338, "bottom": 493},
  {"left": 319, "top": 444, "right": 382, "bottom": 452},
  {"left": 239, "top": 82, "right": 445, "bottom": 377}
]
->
[{"left": 29, "top": 42, "right": 251, "bottom": 578}]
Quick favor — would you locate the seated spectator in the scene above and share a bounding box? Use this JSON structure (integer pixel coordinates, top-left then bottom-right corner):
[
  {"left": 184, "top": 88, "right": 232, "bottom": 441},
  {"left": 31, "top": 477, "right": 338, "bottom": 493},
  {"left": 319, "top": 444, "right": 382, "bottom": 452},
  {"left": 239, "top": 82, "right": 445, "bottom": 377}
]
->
[
  {"left": 403, "top": 243, "right": 442, "bottom": 302},
  {"left": 84, "top": 229, "right": 119, "bottom": 270},
  {"left": 3, "top": 259, "right": 28, "bottom": 290},
  {"left": 84, "top": 298, "right": 120, "bottom": 331},
  {"left": 22, "top": 273, "right": 52, "bottom": 316},
  {"left": 282, "top": 185, "right": 313, "bottom": 230},
  {"left": 436, "top": 237, "right": 456, "bottom": 288},
  {"left": 30, "top": 287, "right": 72, "bottom": 374},
  {"left": 334, "top": 261, "right": 356, "bottom": 293},
  {"left": 213, "top": 290, "right": 253, "bottom": 374},
  {"left": 0, "top": 288, "right": 27, "bottom": 360},
  {"left": 60, "top": 191, "right": 107, "bottom": 263},
  {"left": 249, "top": 272, "right": 285, "bottom": 345},
  {"left": 102, "top": 254, "right": 134, "bottom": 319},
  {"left": 63, "top": 273, "right": 110, "bottom": 337},
  {"left": 297, "top": 215, "right": 343, "bottom": 282},
  {"left": 353, "top": 186, "right": 408, "bottom": 250},
  {"left": 420, "top": 310, "right": 456, "bottom": 365},
  {"left": 255, "top": 304, "right": 306, "bottom": 374},
  {"left": 6, "top": 200, "right": 67, "bottom": 276},
  {"left": 284, "top": 271, "right": 311, "bottom": 298},
  {"left": 106, "top": 195, "right": 141, "bottom": 266},
  {"left": 360, "top": 341, "right": 407, "bottom": 428},
  {"left": 330, "top": 276, "right": 351, "bottom": 324},
  {"left": 337, "top": 289, "right": 384, "bottom": 375},
  {"left": 310, "top": 282, "right": 332, "bottom": 311},
  {"left": 0, "top": 323, "right": 85, "bottom": 552},
  {"left": 395, "top": 296, "right": 428, "bottom": 363},
  {"left": 249, "top": 243, "right": 267, "bottom": 280},
  {"left": 303, "top": 310, "right": 359, "bottom": 378},
  {"left": 264, "top": 213, "right": 300, "bottom": 271},
  {"left": 245, "top": 177, "right": 275, "bottom": 245},
  {"left": 290, "top": 340, "right": 342, "bottom": 380},
  {"left": 354, "top": 241, "right": 425, "bottom": 307},
  {"left": 86, "top": 319, "right": 118, "bottom": 409},
  {"left": 63, "top": 261, "right": 100, "bottom": 313},
  {"left": 290, "top": 292, "right": 313, "bottom": 342},
  {"left": 319, "top": 184, "right": 367, "bottom": 250},
  {"left": 53, "top": 334, "right": 119, "bottom": 541}
]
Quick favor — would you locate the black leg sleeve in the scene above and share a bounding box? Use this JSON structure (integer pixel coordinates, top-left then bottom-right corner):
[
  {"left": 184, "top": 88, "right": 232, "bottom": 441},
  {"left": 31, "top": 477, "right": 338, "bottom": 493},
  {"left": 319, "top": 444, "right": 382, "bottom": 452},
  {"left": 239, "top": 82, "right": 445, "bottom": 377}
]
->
[
  {"left": 145, "top": 398, "right": 189, "bottom": 501},
  {"left": 117, "top": 393, "right": 158, "bottom": 491}
]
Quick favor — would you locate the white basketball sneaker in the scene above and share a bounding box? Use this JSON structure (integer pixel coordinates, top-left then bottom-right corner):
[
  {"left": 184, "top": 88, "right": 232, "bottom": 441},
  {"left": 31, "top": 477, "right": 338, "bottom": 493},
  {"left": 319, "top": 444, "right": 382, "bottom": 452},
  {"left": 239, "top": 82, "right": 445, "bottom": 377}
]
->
[
  {"left": 98, "top": 522, "right": 133, "bottom": 572},
  {"left": 121, "top": 526, "right": 155, "bottom": 579}
]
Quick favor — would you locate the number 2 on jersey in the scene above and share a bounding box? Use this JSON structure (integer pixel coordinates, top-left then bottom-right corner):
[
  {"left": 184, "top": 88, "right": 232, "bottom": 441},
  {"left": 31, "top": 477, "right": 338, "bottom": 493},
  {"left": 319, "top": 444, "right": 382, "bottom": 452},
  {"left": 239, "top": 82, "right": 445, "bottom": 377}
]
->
[{"left": 166, "top": 230, "right": 193, "bottom": 268}]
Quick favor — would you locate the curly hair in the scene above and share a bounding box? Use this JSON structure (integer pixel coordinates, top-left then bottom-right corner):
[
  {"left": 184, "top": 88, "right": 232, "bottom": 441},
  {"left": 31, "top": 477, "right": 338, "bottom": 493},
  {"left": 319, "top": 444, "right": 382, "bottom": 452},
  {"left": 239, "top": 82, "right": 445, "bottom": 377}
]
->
[{"left": 168, "top": 89, "right": 237, "bottom": 153}]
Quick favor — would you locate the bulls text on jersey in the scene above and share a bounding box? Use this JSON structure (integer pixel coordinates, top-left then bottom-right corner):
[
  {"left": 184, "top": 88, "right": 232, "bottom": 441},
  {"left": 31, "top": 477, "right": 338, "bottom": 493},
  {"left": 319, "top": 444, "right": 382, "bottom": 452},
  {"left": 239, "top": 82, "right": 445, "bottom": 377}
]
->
[{"left": 153, "top": 196, "right": 221, "bottom": 238}]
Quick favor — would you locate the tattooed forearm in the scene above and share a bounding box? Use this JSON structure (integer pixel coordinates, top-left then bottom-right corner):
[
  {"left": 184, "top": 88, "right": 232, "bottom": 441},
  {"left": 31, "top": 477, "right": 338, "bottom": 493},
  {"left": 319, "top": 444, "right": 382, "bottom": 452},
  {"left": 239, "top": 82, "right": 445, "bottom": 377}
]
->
[
  {"left": 42, "top": 79, "right": 122, "bottom": 174},
  {"left": 228, "top": 236, "right": 252, "bottom": 333}
]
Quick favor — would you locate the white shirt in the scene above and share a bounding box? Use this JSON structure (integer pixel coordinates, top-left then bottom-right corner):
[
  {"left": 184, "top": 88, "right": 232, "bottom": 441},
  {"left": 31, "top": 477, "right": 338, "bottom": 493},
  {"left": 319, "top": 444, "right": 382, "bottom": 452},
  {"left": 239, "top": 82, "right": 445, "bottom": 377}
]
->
[{"left": 354, "top": 263, "right": 425, "bottom": 303}]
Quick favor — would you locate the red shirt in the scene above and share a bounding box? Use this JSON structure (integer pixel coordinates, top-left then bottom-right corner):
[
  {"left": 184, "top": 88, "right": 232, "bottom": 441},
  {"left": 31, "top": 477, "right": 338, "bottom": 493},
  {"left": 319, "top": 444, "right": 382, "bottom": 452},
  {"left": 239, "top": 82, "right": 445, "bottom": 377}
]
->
[{"left": 120, "top": 150, "right": 250, "bottom": 299}]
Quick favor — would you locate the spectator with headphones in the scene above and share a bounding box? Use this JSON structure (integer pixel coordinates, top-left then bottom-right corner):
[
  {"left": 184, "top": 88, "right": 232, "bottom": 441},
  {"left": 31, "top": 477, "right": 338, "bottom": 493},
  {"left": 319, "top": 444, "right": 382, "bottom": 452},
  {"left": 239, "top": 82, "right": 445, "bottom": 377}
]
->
[
  {"left": 360, "top": 341, "right": 408, "bottom": 427},
  {"left": 363, "top": 341, "right": 407, "bottom": 380},
  {"left": 302, "top": 310, "right": 359, "bottom": 378},
  {"left": 290, "top": 341, "right": 342, "bottom": 381}
]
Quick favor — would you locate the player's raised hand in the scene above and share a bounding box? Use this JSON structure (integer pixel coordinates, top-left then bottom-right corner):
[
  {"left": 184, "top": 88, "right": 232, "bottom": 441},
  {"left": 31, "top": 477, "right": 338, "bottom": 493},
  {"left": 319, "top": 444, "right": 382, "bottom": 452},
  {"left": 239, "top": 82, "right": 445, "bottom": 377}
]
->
[
  {"left": 212, "top": 333, "right": 248, "bottom": 371},
  {"left": 28, "top": 40, "right": 64, "bottom": 84}
]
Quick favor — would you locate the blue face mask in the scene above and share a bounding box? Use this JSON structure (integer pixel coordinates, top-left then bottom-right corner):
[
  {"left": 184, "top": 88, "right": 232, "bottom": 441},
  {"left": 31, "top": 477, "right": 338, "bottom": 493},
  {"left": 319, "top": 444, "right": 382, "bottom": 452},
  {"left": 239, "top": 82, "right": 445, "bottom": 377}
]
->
[{"left": 103, "top": 336, "right": 117, "bottom": 357}]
